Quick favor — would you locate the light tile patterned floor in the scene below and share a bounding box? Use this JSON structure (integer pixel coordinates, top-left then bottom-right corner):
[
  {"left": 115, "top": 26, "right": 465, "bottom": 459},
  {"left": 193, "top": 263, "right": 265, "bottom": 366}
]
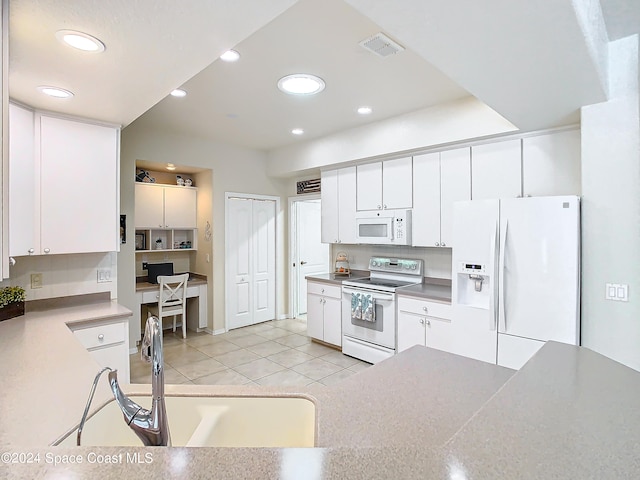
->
[{"left": 130, "top": 318, "right": 370, "bottom": 387}]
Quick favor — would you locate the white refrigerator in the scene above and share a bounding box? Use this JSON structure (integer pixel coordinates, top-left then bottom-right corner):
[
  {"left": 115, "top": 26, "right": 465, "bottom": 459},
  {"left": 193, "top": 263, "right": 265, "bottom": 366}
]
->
[{"left": 450, "top": 196, "right": 580, "bottom": 369}]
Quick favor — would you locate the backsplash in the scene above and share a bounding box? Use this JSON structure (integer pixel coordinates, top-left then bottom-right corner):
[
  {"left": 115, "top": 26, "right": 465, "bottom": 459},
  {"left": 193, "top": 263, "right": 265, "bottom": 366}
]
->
[
  {"left": 0, "top": 252, "right": 117, "bottom": 301},
  {"left": 330, "top": 244, "right": 452, "bottom": 279}
]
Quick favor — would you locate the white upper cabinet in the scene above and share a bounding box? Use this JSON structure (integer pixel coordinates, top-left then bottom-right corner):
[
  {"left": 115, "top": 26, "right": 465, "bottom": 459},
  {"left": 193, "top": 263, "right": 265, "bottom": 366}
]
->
[
  {"left": 356, "top": 157, "right": 412, "bottom": 210},
  {"left": 440, "top": 147, "right": 471, "bottom": 247},
  {"left": 9, "top": 107, "right": 120, "bottom": 256},
  {"left": 412, "top": 148, "right": 470, "bottom": 248},
  {"left": 523, "top": 129, "right": 581, "bottom": 196},
  {"left": 39, "top": 115, "right": 119, "bottom": 255},
  {"left": 412, "top": 152, "right": 441, "bottom": 247},
  {"left": 382, "top": 157, "right": 413, "bottom": 209},
  {"left": 135, "top": 183, "right": 197, "bottom": 229},
  {"left": 9, "top": 103, "right": 36, "bottom": 257},
  {"left": 321, "top": 167, "right": 356, "bottom": 244},
  {"left": 320, "top": 170, "right": 339, "bottom": 243},
  {"left": 472, "top": 139, "right": 522, "bottom": 200}
]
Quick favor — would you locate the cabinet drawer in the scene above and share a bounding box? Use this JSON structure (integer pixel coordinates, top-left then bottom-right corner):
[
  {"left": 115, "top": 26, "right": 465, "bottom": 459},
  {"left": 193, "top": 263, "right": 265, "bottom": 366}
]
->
[
  {"left": 73, "top": 321, "right": 125, "bottom": 350},
  {"left": 397, "top": 296, "right": 452, "bottom": 320},
  {"left": 307, "top": 282, "right": 341, "bottom": 299}
]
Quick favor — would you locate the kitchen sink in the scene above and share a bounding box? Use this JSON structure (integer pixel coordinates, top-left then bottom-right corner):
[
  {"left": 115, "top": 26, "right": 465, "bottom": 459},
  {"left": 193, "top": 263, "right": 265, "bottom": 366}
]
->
[{"left": 57, "top": 395, "right": 316, "bottom": 447}]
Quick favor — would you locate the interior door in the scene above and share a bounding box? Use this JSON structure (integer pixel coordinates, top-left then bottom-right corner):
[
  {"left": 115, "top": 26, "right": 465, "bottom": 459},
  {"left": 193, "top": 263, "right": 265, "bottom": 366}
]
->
[
  {"left": 252, "top": 199, "right": 276, "bottom": 324},
  {"left": 227, "top": 196, "right": 276, "bottom": 330},
  {"left": 295, "top": 199, "right": 329, "bottom": 317},
  {"left": 228, "top": 197, "right": 252, "bottom": 329}
]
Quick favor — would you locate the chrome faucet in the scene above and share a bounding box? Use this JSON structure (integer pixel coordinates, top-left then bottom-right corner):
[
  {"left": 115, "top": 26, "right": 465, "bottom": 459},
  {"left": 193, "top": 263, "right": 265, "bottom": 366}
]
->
[{"left": 108, "top": 315, "right": 171, "bottom": 446}]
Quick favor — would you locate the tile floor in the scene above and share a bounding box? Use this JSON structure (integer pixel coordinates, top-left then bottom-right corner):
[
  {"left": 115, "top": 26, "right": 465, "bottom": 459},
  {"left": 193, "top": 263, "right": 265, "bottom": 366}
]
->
[{"left": 130, "top": 318, "right": 370, "bottom": 387}]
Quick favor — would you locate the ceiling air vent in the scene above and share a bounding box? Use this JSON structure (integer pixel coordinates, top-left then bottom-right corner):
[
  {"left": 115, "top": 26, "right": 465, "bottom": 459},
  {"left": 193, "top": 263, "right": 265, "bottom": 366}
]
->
[{"left": 359, "top": 32, "right": 405, "bottom": 57}]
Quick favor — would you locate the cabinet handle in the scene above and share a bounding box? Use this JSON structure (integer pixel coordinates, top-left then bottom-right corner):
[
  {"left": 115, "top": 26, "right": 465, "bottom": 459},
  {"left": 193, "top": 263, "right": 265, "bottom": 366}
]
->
[
  {"left": 28, "top": 248, "right": 34, "bottom": 254},
  {"left": 377, "top": 205, "right": 382, "bottom": 210},
  {"left": 422, "top": 306, "right": 428, "bottom": 313},
  {"left": 441, "top": 242, "right": 446, "bottom": 247},
  {"left": 98, "top": 334, "right": 104, "bottom": 341},
  {"left": 321, "top": 288, "right": 325, "bottom": 293},
  {"left": 419, "top": 318, "right": 425, "bottom": 325},
  {"left": 159, "top": 224, "right": 163, "bottom": 227},
  {"left": 383, "top": 204, "right": 387, "bottom": 209},
  {"left": 44, "top": 248, "right": 50, "bottom": 254},
  {"left": 435, "top": 242, "right": 440, "bottom": 247},
  {"left": 426, "top": 320, "right": 431, "bottom": 326}
]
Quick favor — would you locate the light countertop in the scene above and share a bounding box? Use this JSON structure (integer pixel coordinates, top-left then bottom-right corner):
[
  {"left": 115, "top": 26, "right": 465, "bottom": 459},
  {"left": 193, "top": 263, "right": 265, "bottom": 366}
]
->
[{"left": 2, "top": 301, "right": 640, "bottom": 478}]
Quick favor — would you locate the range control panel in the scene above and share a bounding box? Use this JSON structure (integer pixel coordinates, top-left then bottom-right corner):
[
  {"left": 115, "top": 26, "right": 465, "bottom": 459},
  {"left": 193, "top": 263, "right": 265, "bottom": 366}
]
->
[{"left": 368, "top": 257, "right": 423, "bottom": 276}]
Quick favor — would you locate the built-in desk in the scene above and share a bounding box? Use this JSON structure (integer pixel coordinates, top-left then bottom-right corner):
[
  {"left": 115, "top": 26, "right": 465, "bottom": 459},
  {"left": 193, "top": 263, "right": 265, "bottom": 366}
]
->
[{"left": 134, "top": 274, "right": 208, "bottom": 350}]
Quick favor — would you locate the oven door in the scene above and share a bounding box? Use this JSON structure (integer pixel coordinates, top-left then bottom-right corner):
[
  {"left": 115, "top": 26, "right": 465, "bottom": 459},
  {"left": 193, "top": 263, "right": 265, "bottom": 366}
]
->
[{"left": 342, "top": 286, "right": 396, "bottom": 349}]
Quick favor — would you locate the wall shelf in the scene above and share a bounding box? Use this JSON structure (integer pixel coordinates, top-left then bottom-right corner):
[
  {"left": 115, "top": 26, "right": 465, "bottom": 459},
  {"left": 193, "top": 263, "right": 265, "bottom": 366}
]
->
[{"left": 134, "top": 228, "right": 197, "bottom": 252}]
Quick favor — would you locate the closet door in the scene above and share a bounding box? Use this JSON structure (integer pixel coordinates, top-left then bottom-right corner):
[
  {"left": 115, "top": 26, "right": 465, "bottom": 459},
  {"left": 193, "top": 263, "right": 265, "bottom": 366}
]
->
[
  {"left": 227, "top": 197, "right": 276, "bottom": 330},
  {"left": 228, "top": 198, "right": 253, "bottom": 329},
  {"left": 252, "top": 199, "right": 276, "bottom": 324}
]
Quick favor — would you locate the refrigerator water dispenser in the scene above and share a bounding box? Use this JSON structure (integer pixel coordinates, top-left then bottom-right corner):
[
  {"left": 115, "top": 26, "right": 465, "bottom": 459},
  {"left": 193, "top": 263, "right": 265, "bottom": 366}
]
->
[{"left": 457, "top": 262, "right": 490, "bottom": 310}]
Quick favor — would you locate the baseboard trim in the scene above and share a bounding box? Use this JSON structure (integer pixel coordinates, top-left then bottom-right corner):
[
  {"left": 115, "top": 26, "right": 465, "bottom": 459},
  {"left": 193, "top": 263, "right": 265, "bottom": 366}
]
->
[
  {"left": 213, "top": 328, "right": 227, "bottom": 336},
  {"left": 277, "top": 314, "right": 289, "bottom": 320},
  {"left": 129, "top": 347, "right": 138, "bottom": 355}
]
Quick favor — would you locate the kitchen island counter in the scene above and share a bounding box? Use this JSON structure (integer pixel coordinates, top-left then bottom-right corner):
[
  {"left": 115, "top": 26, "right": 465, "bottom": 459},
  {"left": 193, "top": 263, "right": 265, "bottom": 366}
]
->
[{"left": 2, "top": 301, "right": 640, "bottom": 478}]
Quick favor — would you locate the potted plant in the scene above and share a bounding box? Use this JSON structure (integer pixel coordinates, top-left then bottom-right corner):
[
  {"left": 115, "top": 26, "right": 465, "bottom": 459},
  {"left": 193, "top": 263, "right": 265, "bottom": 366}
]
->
[{"left": 0, "top": 286, "right": 26, "bottom": 322}]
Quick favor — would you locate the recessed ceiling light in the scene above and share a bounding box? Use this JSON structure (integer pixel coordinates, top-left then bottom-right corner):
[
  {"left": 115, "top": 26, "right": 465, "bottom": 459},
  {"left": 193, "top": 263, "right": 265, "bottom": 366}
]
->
[
  {"left": 357, "top": 106, "right": 373, "bottom": 115},
  {"left": 291, "top": 128, "right": 305, "bottom": 135},
  {"left": 37, "top": 86, "right": 74, "bottom": 99},
  {"left": 55, "top": 30, "right": 105, "bottom": 52},
  {"left": 220, "top": 50, "right": 240, "bottom": 62},
  {"left": 170, "top": 89, "right": 187, "bottom": 97},
  {"left": 278, "top": 74, "right": 325, "bottom": 96},
  {"left": 166, "top": 163, "right": 176, "bottom": 171}
]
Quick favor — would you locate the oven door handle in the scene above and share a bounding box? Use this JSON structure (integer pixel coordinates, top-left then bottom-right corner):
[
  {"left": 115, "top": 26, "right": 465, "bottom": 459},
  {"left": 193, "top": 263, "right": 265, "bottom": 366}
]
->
[{"left": 342, "top": 287, "right": 395, "bottom": 301}]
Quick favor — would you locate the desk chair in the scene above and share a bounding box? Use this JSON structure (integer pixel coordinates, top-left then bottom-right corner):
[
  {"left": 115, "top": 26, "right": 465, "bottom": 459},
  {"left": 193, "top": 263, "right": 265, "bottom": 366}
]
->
[{"left": 147, "top": 273, "right": 189, "bottom": 339}]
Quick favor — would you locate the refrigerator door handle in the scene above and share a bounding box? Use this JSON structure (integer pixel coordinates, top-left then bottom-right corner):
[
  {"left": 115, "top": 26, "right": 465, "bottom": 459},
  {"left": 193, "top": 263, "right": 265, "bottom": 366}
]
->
[
  {"left": 498, "top": 219, "right": 508, "bottom": 331},
  {"left": 489, "top": 220, "right": 498, "bottom": 331}
]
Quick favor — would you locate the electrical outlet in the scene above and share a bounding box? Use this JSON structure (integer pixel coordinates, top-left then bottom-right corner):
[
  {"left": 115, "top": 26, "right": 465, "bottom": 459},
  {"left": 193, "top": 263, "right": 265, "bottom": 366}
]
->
[{"left": 30, "top": 273, "right": 43, "bottom": 289}]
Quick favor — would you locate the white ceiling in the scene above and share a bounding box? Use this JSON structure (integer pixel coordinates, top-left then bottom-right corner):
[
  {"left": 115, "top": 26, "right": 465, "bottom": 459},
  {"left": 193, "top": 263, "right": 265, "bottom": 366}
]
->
[{"left": 9, "top": 0, "right": 640, "bottom": 153}]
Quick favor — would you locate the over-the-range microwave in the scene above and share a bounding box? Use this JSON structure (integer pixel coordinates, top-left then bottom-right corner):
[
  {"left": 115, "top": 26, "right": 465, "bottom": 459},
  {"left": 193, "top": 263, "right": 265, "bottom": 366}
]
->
[{"left": 355, "top": 209, "right": 412, "bottom": 245}]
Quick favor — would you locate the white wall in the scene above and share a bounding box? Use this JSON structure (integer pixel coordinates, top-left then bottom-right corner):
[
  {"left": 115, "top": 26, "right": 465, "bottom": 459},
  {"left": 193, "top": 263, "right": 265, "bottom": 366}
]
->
[
  {"left": 580, "top": 35, "right": 640, "bottom": 370},
  {"left": 0, "top": 252, "right": 117, "bottom": 300},
  {"left": 119, "top": 123, "right": 289, "bottom": 340},
  {"left": 266, "top": 96, "right": 517, "bottom": 176}
]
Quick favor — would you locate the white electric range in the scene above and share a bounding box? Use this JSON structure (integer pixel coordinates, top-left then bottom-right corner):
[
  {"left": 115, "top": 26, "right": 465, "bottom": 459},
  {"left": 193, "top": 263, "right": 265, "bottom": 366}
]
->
[{"left": 342, "top": 257, "right": 423, "bottom": 364}]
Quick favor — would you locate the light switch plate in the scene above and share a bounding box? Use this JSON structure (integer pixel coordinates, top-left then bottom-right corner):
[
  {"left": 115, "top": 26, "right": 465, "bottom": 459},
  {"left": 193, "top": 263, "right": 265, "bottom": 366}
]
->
[
  {"left": 606, "top": 283, "right": 629, "bottom": 302},
  {"left": 97, "top": 268, "right": 112, "bottom": 283}
]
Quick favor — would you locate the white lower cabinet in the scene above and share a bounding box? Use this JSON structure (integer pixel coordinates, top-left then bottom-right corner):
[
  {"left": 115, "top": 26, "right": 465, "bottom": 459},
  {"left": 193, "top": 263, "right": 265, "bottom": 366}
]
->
[
  {"left": 70, "top": 316, "right": 130, "bottom": 382},
  {"left": 397, "top": 296, "right": 452, "bottom": 354},
  {"left": 306, "top": 281, "right": 342, "bottom": 347}
]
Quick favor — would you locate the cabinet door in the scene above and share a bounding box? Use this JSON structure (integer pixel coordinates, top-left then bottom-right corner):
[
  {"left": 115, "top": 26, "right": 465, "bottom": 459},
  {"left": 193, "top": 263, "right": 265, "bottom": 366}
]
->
[
  {"left": 164, "top": 187, "right": 197, "bottom": 228},
  {"left": 135, "top": 183, "right": 164, "bottom": 228},
  {"left": 523, "top": 129, "right": 581, "bottom": 196},
  {"left": 9, "top": 103, "right": 37, "bottom": 256},
  {"left": 306, "top": 292, "right": 324, "bottom": 340},
  {"left": 320, "top": 169, "right": 339, "bottom": 243},
  {"left": 412, "top": 152, "right": 441, "bottom": 247},
  {"left": 323, "top": 296, "right": 342, "bottom": 347},
  {"left": 397, "top": 310, "right": 426, "bottom": 353},
  {"left": 337, "top": 167, "right": 357, "bottom": 244},
  {"left": 356, "top": 162, "right": 382, "bottom": 210},
  {"left": 472, "top": 139, "right": 522, "bottom": 200},
  {"left": 440, "top": 147, "right": 471, "bottom": 247},
  {"left": 383, "top": 157, "right": 413, "bottom": 209},
  {"left": 90, "top": 343, "right": 129, "bottom": 383},
  {"left": 425, "top": 316, "right": 453, "bottom": 353},
  {"left": 39, "top": 115, "right": 119, "bottom": 255}
]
